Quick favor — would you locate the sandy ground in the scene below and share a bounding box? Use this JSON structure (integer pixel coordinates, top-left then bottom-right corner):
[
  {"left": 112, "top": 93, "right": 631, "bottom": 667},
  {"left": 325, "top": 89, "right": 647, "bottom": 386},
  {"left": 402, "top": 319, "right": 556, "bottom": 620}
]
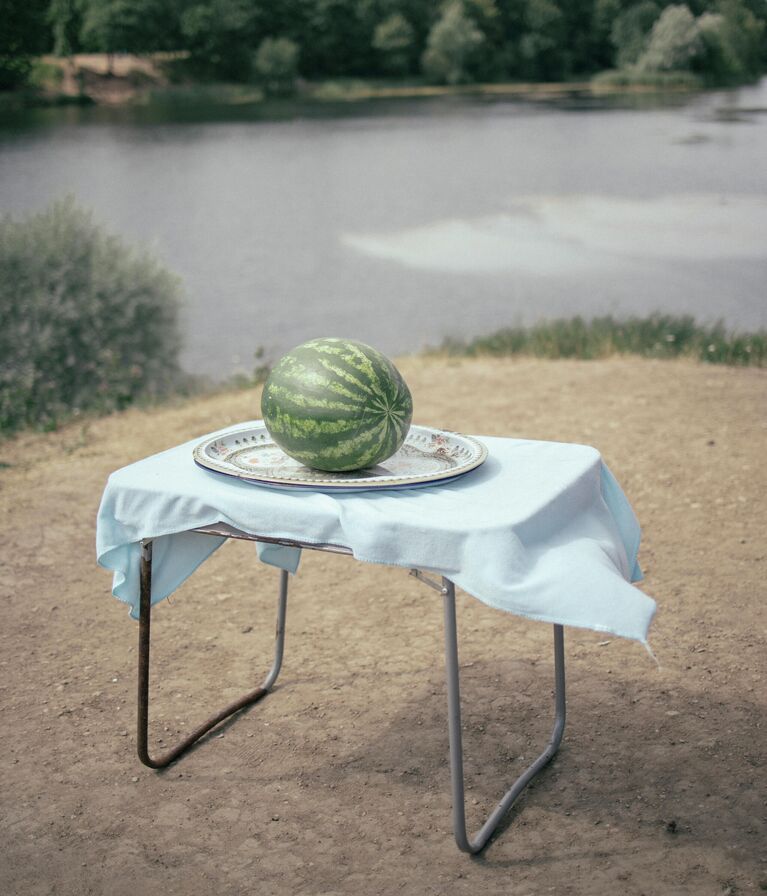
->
[{"left": 1, "top": 356, "right": 765, "bottom": 896}]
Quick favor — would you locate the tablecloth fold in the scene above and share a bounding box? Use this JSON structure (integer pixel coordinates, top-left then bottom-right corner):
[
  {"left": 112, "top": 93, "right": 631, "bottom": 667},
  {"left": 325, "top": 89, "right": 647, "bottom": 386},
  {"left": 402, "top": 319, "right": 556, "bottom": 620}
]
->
[{"left": 96, "top": 423, "right": 655, "bottom": 643}]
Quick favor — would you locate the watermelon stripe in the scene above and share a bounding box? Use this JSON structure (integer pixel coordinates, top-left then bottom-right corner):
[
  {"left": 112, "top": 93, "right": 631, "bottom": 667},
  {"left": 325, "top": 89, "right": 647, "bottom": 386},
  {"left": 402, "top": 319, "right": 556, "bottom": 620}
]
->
[
  {"left": 265, "top": 383, "right": 366, "bottom": 416},
  {"left": 266, "top": 414, "right": 372, "bottom": 440},
  {"left": 265, "top": 409, "right": 386, "bottom": 442},
  {"left": 277, "top": 432, "right": 405, "bottom": 470},
  {"left": 308, "top": 341, "right": 388, "bottom": 397},
  {"left": 313, "top": 355, "right": 382, "bottom": 399},
  {"left": 348, "top": 343, "right": 394, "bottom": 401},
  {"left": 317, "top": 357, "right": 388, "bottom": 396}
]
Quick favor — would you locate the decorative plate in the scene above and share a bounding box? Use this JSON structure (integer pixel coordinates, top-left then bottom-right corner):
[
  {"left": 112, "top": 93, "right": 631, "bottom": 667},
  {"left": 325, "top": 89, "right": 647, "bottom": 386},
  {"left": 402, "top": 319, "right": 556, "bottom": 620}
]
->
[{"left": 193, "top": 423, "right": 487, "bottom": 491}]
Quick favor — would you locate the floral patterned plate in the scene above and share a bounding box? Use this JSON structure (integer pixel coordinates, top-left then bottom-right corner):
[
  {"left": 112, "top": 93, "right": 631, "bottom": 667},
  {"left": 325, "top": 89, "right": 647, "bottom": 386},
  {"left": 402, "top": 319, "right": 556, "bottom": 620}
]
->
[{"left": 193, "top": 423, "right": 488, "bottom": 491}]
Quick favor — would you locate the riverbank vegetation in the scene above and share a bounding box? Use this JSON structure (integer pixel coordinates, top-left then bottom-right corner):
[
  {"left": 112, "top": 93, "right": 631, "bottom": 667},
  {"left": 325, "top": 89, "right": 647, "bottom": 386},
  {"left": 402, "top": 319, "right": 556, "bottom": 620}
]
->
[
  {"left": 0, "top": 199, "right": 184, "bottom": 435},
  {"left": 437, "top": 315, "right": 767, "bottom": 366},
  {"left": 2, "top": 1, "right": 765, "bottom": 104}
]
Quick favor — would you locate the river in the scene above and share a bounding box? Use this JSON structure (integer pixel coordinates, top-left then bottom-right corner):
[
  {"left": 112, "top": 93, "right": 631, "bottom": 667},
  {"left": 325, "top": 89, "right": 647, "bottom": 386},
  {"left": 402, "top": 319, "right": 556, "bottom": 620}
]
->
[{"left": 1, "top": 81, "right": 766, "bottom": 378}]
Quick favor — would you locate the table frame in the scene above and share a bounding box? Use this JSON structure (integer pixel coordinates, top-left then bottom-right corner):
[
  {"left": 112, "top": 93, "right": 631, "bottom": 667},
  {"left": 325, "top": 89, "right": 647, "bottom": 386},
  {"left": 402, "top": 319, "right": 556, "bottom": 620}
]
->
[{"left": 135, "top": 524, "right": 566, "bottom": 854}]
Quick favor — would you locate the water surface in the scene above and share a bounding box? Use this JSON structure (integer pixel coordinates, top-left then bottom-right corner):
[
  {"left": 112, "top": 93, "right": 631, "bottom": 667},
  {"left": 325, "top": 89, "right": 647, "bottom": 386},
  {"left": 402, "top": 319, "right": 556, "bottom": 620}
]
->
[{"left": 1, "top": 81, "right": 765, "bottom": 377}]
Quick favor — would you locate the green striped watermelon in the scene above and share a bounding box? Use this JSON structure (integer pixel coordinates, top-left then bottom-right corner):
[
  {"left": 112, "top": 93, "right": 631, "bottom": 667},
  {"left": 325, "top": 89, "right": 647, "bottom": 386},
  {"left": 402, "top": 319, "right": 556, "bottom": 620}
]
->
[{"left": 261, "top": 338, "right": 413, "bottom": 472}]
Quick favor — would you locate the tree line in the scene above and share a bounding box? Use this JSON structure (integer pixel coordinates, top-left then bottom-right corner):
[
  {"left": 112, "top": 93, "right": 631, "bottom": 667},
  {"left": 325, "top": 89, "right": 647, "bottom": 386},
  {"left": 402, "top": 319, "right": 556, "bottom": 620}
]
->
[{"left": 2, "top": 0, "right": 765, "bottom": 91}]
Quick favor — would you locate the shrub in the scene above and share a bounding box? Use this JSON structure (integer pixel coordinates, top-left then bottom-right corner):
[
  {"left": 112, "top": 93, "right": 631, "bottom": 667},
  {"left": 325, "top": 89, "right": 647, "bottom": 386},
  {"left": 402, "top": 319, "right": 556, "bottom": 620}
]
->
[
  {"left": 0, "top": 55, "right": 33, "bottom": 90},
  {"left": 27, "top": 60, "right": 64, "bottom": 90},
  {"left": 0, "top": 198, "right": 183, "bottom": 434}
]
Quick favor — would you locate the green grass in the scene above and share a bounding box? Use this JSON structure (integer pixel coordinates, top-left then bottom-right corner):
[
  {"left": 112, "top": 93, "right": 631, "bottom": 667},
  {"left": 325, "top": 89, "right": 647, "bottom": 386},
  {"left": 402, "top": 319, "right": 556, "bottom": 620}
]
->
[{"left": 434, "top": 315, "right": 766, "bottom": 367}]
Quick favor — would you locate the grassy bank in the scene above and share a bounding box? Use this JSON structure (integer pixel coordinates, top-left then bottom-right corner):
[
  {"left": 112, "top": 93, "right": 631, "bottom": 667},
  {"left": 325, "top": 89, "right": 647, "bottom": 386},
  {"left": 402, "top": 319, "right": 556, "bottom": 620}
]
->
[{"left": 434, "top": 315, "right": 767, "bottom": 367}]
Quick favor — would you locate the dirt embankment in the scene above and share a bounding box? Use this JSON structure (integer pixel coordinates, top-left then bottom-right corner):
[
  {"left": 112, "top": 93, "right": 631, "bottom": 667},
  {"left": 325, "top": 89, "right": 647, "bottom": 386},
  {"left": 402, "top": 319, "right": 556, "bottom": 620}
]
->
[
  {"left": 40, "top": 54, "right": 174, "bottom": 105},
  {"left": 1, "top": 357, "right": 765, "bottom": 896}
]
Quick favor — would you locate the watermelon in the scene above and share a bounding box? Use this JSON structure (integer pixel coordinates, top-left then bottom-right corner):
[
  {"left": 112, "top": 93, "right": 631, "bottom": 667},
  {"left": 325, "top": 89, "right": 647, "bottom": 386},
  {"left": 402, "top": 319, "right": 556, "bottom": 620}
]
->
[{"left": 261, "top": 337, "right": 413, "bottom": 472}]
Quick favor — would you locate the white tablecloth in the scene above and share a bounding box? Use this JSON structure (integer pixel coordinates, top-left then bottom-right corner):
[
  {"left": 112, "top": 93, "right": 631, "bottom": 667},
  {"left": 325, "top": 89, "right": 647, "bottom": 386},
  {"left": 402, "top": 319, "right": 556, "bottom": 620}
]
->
[{"left": 96, "top": 423, "right": 655, "bottom": 644}]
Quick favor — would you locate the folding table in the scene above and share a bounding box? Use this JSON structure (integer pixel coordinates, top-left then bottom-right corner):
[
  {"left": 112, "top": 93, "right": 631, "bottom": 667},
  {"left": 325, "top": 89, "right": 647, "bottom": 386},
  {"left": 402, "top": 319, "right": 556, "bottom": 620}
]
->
[{"left": 97, "top": 424, "right": 655, "bottom": 854}]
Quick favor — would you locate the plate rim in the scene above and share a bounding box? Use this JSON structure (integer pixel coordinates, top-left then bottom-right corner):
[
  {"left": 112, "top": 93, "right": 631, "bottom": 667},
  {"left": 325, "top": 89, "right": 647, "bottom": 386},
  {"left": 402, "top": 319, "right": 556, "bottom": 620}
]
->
[{"left": 193, "top": 422, "right": 487, "bottom": 490}]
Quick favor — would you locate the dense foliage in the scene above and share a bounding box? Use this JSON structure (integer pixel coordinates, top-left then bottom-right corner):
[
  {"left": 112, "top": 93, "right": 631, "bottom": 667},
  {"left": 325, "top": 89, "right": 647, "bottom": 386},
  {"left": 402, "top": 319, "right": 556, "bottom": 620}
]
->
[
  {"left": 3, "top": 0, "right": 765, "bottom": 89},
  {"left": 0, "top": 199, "right": 183, "bottom": 434}
]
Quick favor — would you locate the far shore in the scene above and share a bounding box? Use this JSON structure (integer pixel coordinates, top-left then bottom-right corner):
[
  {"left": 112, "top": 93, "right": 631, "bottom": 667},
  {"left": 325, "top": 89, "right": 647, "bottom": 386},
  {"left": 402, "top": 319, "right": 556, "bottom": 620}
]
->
[{"left": 2, "top": 52, "right": 703, "bottom": 112}]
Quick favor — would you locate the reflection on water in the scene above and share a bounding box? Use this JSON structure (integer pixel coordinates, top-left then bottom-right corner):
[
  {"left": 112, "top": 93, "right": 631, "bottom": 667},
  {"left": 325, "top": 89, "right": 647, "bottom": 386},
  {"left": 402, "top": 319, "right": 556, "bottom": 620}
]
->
[
  {"left": 343, "top": 194, "right": 767, "bottom": 273},
  {"left": 1, "top": 80, "right": 766, "bottom": 378}
]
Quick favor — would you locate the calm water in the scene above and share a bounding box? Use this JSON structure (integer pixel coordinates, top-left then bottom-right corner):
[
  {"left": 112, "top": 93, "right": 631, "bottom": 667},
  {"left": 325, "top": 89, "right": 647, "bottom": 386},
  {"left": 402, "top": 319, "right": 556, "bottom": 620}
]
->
[{"left": 1, "top": 81, "right": 766, "bottom": 377}]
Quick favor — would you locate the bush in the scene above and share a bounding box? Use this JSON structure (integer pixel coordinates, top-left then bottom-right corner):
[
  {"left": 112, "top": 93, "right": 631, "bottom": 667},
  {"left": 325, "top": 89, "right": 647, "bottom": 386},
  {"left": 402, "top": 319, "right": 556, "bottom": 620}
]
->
[
  {"left": 0, "top": 54, "right": 33, "bottom": 90},
  {"left": 27, "top": 60, "right": 64, "bottom": 90},
  {"left": 0, "top": 198, "right": 183, "bottom": 434}
]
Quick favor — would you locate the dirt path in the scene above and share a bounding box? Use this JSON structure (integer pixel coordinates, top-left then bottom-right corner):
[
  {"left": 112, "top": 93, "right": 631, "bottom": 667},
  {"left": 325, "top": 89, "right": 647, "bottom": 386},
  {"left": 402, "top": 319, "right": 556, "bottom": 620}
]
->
[{"left": 1, "top": 357, "right": 765, "bottom": 896}]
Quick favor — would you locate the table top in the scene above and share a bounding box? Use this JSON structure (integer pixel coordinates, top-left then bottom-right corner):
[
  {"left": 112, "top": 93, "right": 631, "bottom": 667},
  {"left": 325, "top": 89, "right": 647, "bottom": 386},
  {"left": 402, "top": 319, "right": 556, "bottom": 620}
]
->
[{"left": 96, "top": 422, "right": 655, "bottom": 645}]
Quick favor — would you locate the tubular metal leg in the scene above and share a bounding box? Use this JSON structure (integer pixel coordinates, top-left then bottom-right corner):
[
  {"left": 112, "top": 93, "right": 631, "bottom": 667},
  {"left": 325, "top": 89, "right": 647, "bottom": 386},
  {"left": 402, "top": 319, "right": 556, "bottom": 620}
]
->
[
  {"left": 442, "top": 578, "right": 566, "bottom": 854},
  {"left": 137, "top": 539, "right": 289, "bottom": 769}
]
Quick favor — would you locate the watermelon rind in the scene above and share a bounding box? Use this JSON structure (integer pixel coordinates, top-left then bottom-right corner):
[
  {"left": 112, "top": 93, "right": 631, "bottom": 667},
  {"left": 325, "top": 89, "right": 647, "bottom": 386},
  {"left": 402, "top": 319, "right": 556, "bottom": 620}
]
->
[{"left": 261, "top": 337, "right": 413, "bottom": 472}]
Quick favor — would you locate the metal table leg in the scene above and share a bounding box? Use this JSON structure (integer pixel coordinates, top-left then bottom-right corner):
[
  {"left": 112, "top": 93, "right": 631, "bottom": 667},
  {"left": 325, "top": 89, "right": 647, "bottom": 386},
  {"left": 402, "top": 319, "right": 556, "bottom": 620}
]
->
[
  {"left": 137, "top": 539, "right": 289, "bottom": 769},
  {"left": 442, "top": 577, "right": 566, "bottom": 854}
]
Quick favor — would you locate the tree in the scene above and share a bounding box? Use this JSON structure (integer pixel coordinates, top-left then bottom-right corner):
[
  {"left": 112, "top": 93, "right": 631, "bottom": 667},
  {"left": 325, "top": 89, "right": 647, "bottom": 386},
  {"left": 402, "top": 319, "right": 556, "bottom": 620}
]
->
[
  {"left": 518, "top": 0, "right": 566, "bottom": 79},
  {"left": 253, "top": 36, "right": 299, "bottom": 94},
  {"left": 421, "top": 1, "right": 484, "bottom": 84},
  {"left": 180, "top": 0, "right": 255, "bottom": 80},
  {"left": 48, "top": 0, "right": 82, "bottom": 58},
  {"left": 372, "top": 12, "right": 415, "bottom": 75},
  {"left": 79, "top": 0, "right": 183, "bottom": 66},
  {"left": 300, "top": 0, "right": 375, "bottom": 77},
  {"left": 637, "top": 4, "right": 702, "bottom": 72},
  {"left": 610, "top": 1, "right": 661, "bottom": 68},
  {"left": 695, "top": 0, "right": 765, "bottom": 82},
  {"left": 0, "top": 0, "right": 49, "bottom": 88},
  {"left": 80, "top": 0, "right": 133, "bottom": 69},
  {"left": 589, "top": 0, "right": 622, "bottom": 69},
  {"left": 462, "top": 0, "right": 505, "bottom": 80}
]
